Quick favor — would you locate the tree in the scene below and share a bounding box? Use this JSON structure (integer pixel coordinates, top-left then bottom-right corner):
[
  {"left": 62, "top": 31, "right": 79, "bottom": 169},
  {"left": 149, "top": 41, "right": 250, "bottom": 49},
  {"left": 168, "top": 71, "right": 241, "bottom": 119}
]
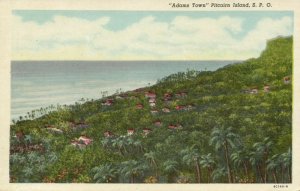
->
[
  {"left": 162, "top": 160, "right": 179, "bottom": 183},
  {"left": 181, "top": 147, "right": 202, "bottom": 183},
  {"left": 24, "top": 134, "right": 34, "bottom": 150},
  {"left": 91, "top": 164, "right": 118, "bottom": 183},
  {"left": 133, "top": 139, "right": 144, "bottom": 153},
  {"left": 267, "top": 154, "right": 280, "bottom": 183},
  {"left": 279, "top": 148, "right": 292, "bottom": 183},
  {"left": 210, "top": 126, "right": 239, "bottom": 183},
  {"left": 112, "top": 137, "right": 128, "bottom": 156},
  {"left": 211, "top": 167, "right": 226, "bottom": 183},
  {"left": 119, "top": 160, "right": 148, "bottom": 183},
  {"left": 230, "top": 147, "right": 250, "bottom": 178},
  {"left": 101, "top": 138, "right": 112, "bottom": 149},
  {"left": 200, "top": 153, "right": 215, "bottom": 183},
  {"left": 249, "top": 149, "right": 264, "bottom": 183},
  {"left": 253, "top": 137, "right": 273, "bottom": 183},
  {"left": 144, "top": 151, "right": 159, "bottom": 179},
  {"left": 283, "top": 148, "right": 292, "bottom": 182}
]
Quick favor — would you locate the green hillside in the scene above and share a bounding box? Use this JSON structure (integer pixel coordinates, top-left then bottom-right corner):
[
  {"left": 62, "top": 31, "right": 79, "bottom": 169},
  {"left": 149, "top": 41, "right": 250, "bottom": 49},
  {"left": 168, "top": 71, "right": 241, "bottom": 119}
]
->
[{"left": 10, "top": 36, "right": 292, "bottom": 183}]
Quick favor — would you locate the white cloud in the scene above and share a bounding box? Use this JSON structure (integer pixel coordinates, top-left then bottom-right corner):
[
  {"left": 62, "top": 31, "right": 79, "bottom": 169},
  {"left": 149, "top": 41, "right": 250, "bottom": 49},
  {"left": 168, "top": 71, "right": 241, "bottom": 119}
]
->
[
  {"left": 12, "top": 14, "right": 292, "bottom": 60},
  {"left": 240, "top": 16, "right": 292, "bottom": 51}
]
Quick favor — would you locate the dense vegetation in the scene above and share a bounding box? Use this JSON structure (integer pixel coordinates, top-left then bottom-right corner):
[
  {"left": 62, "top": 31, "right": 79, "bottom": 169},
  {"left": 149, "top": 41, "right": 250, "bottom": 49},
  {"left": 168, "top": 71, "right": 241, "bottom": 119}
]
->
[{"left": 10, "top": 36, "right": 292, "bottom": 183}]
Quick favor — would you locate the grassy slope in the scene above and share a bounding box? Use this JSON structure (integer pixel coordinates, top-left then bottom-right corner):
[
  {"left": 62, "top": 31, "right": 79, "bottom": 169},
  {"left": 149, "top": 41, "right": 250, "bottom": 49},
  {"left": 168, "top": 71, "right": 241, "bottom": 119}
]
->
[{"left": 10, "top": 36, "right": 292, "bottom": 183}]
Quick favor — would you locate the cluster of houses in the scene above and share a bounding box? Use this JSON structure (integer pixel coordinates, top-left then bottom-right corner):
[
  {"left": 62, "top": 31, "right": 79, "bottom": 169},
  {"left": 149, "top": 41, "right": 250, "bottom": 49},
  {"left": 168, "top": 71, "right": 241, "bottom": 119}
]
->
[
  {"left": 147, "top": 91, "right": 193, "bottom": 114},
  {"left": 145, "top": 91, "right": 157, "bottom": 107},
  {"left": 42, "top": 89, "right": 193, "bottom": 149},
  {"left": 43, "top": 122, "right": 93, "bottom": 149},
  {"left": 242, "top": 76, "right": 291, "bottom": 95},
  {"left": 103, "top": 119, "right": 183, "bottom": 139}
]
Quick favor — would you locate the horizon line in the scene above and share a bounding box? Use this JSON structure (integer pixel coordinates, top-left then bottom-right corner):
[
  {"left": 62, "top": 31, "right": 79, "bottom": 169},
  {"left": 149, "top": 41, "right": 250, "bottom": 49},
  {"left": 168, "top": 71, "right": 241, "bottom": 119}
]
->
[{"left": 11, "top": 59, "right": 245, "bottom": 62}]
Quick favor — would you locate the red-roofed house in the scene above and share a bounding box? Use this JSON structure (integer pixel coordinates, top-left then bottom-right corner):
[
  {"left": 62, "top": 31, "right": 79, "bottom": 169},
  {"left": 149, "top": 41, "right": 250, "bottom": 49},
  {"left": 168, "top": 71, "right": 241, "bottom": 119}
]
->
[
  {"left": 104, "top": 131, "right": 113, "bottom": 137},
  {"left": 78, "top": 136, "right": 93, "bottom": 145},
  {"left": 176, "top": 124, "right": 183, "bottom": 129},
  {"left": 150, "top": 109, "right": 159, "bottom": 114},
  {"left": 16, "top": 131, "right": 24, "bottom": 141},
  {"left": 264, "top": 85, "right": 270, "bottom": 93},
  {"left": 168, "top": 124, "right": 177, "bottom": 130},
  {"left": 102, "top": 99, "right": 114, "bottom": 106},
  {"left": 175, "top": 105, "right": 185, "bottom": 111},
  {"left": 163, "top": 93, "right": 172, "bottom": 101},
  {"left": 184, "top": 105, "right": 194, "bottom": 111},
  {"left": 162, "top": 107, "right": 171, "bottom": 113},
  {"left": 136, "top": 104, "right": 144, "bottom": 109},
  {"left": 46, "top": 127, "right": 63, "bottom": 134},
  {"left": 283, "top": 76, "right": 291, "bottom": 84},
  {"left": 145, "top": 92, "right": 157, "bottom": 99},
  {"left": 71, "top": 140, "right": 86, "bottom": 149},
  {"left": 143, "top": 128, "right": 152, "bottom": 135},
  {"left": 175, "top": 92, "right": 187, "bottom": 98},
  {"left": 180, "top": 92, "right": 187, "bottom": 97},
  {"left": 71, "top": 140, "right": 79, "bottom": 147},
  {"left": 127, "top": 129, "right": 135, "bottom": 135},
  {"left": 250, "top": 88, "right": 258, "bottom": 94},
  {"left": 154, "top": 120, "right": 162, "bottom": 127},
  {"left": 73, "top": 122, "right": 89, "bottom": 130},
  {"left": 149, "top": 98, "right": 156, "bottom": 103},
  {"left": 149, "top": 102, "right": 156, "bottom": 107},
  {"left": 168, "top": 124, "right": 183, "bottom": 130}
]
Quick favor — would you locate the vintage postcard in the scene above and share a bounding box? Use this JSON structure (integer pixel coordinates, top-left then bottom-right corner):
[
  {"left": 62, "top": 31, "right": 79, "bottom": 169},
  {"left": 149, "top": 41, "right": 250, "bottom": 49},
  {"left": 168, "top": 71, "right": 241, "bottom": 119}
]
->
[{"left": 0, "top": 0, "right": 299, "bottom": 191}]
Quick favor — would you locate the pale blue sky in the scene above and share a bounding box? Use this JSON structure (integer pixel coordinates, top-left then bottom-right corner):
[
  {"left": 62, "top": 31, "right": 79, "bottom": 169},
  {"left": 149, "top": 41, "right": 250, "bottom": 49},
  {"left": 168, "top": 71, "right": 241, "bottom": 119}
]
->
[
  {"left": 13, "top": 10, "right": 293, "bottom": 32},
  {"left": 12, "top": 11, "right": 293, "bottom": 60}
]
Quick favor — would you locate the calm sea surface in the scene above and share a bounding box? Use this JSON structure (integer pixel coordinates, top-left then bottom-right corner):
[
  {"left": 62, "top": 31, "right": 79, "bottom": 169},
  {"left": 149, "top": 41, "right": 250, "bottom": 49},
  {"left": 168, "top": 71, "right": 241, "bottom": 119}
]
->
[{"left": 11, "top": 61, "right": 237, "bottom": 119}]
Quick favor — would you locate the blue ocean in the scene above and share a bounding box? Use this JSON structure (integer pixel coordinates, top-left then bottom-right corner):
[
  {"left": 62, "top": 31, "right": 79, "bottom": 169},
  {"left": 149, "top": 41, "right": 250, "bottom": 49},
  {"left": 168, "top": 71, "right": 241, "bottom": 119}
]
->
[{"left": 11, "top": 61, "right": 237, "bottom": 119}]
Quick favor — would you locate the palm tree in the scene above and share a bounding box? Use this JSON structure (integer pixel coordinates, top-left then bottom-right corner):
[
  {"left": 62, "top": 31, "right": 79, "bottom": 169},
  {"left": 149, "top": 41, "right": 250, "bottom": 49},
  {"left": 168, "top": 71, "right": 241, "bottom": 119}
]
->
[
  {"left": 279, "top": 148, "right": 292, "bottom": 183},
  {"left": 27, "top": 152, "right": 38, "bottom": 164},
  {"left": 210, "top": 126, "right": 239, "bottom": 183},
  {"left": 211, "top": 167, "right": 227, "bottom": 183},
  {"left": 112, "top": 137, "right": 128, "bottom": 155},
  {"left": 249, "top": 149, "right": 264, "bottom": 183},
  {"left": 101, "top": 138, "right": 112, "bottom": 149},
  {"left": 144, "top": 151, "right": 159, "bottom": 179},
  {"left": 133, "top": 139, "right": 144, "bottom": 153},
  {"left": 23, "top": 166, "right": 34, "bottom": 177},
  {"left": 253, "top": 137, "right": 273, "bottom": 183},
  {"left": 283, "top": 148, "right": 292, "bottom": 182},
  {"left": 24, "top": 135, "right": 33, "bottom": 148},
  {"left": 200, "top": 153, "right": 215, "bottom": 183},
  {"left": 231, "top": 148, "right": 250, "bottom": 178},
  {"left": 162, "top": 160, "right": 179, "bottom": 183},
  {"left": 10, "top": 153, "right": 18, "bottom": 162},
  {"left": 181, "top": 147, "right": 202, "bottom": 183},
  {"left": 119, "top": 160, "right": 148, "bottom": 183},
  {"left": 91, "top": 164, "right": 118, "bottom": 183},
  {"left": 267, "top": 154, "right": 280, "bottom": 183},
  {"left": 48, "top": 152, "right": 58, "bottom": 163}
]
